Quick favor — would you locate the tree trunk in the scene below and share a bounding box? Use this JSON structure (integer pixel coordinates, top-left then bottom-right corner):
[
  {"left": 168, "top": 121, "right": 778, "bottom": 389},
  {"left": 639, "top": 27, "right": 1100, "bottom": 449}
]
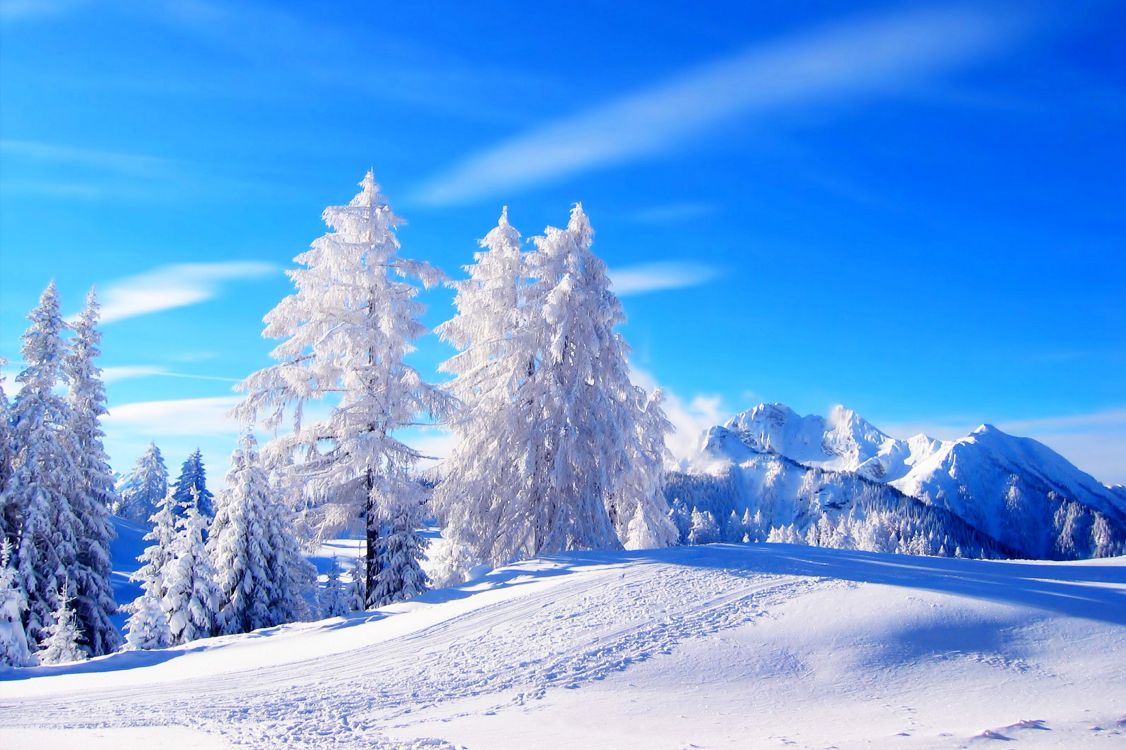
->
[{"left": 364, "top": 469, "right": 380, "bottom": 609}]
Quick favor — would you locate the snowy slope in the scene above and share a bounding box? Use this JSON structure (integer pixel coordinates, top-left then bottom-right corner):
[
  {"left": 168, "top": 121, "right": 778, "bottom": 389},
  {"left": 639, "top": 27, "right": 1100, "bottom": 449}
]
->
[
  {"left": 690, "top": 403, "right": 1126, "bottom": 559},
  {"left": 2, "top": 544, "right": 1124, "bottom": 749}
]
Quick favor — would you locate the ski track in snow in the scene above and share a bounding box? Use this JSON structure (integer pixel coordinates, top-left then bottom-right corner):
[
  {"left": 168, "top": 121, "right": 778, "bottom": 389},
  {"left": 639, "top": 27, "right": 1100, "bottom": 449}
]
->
[{"left": 0, "top": 558, "right": 820, "bottom": 749}]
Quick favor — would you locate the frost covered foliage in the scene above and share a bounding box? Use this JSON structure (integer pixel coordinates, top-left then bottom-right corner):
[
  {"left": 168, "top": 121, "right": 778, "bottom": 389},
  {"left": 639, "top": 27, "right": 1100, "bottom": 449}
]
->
[
  {"left": 236, "top": 171, "right": 450, "bottom": 608},
  {"left": 9, "top": 283, "right": 82, "bottom": 648},
  {"left": 163, "top": 507, "right": 221, "bottom": 644},
  {"left": 3, "top": 286, "right": 120, "bottom": 657},
  {"left": 124, "top": 585, "right": 170, "bottom": 651},
  {"left": 116, "top": 443, "right": 168, "bottom": 524},
  {"left": 320, "top": 558, "right": 349, "bottom": 618},
  {"left": 133, "top": 489, "right": 179, "bottom": 603},
  {"left": 0, "top": 540, "right": 33, "bottom": 667},
  {"left": 371, "top": 501, "right": 428, "bottom": 606},
  {"left": 38, "top": 581, "right": 86, "bottom": 665},
  {"left": 665, "top": 459, "right": 1007, "bottom": 559},
  {"left": 62, "top": 291, "right": 121, "bottom": 656},
  {"left": 172, "top": 449, "right": 214, "bottom": 517},
  {"left": 434, "top": 206, "right": 674, "bottom": 583},
  {"left": 209, "top": 435, "right": 315, "bottom": 634}
]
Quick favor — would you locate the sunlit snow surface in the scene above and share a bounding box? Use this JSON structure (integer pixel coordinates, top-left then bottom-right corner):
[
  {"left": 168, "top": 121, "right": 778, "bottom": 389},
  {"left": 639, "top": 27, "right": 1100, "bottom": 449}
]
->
[{"left": 2, "top": 542, "right": 1124, "bottom": 749}]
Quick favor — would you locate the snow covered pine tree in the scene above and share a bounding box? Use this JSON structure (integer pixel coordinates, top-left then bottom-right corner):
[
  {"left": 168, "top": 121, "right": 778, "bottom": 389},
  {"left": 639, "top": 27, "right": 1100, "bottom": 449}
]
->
[
  {"left": 63, "top": 289, "right": 121, "bottom": 655},
  {"left": 435, "top": 205, "right": 675, "bottom": 581},
  {"left": 210, "top": 434, "right": 314, "bottom": 634},
  {"left": 9, "top": 283, "right": 82, "bottom": 649},
  {"left": 172, "top": 449, "right": 214, "bottom": 518},
  {"left": 235, "top": 171, "right": 451, "bottom": 608},
  {"left": 116, "top": 443, "right": 169, "bottom": 524},
  {"left": 0, "top": 540, "right": 33, "bottom": 667}
]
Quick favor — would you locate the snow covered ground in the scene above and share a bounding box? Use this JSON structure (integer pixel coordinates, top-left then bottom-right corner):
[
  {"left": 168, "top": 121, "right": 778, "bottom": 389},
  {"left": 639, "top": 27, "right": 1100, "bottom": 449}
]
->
[{"left": 2, "top": 543, "right": 1124, "bottom": 749}]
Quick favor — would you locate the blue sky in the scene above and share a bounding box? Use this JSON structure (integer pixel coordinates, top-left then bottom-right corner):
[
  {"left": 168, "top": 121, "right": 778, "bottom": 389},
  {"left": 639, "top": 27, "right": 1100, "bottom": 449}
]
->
[{"left": 1, "top": 0, "right": 1123, "bottom": 484}]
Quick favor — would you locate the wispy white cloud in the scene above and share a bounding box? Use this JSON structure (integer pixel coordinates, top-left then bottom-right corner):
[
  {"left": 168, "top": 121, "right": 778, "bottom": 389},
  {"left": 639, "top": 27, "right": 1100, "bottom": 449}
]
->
[
  {"left": 415, "top": 5, "right": 1028, "bottom": 205},
  {"left": 102, "top": 365, "right": 241, "bottom": 384},
  {"left": 0, "top": 139, "right": 175, "bottom": 178},
  {"left": 609, "top": 262, "right": 721, "bottom": 296},
  {"left": 630, "top": 367, "right": 727, "bottom": 464},
  {"left": 97, "top": 261, "right": 278, "bottom": 324},
  {"left": 104, "top": 396, "right": 242, "bottom": 437}
]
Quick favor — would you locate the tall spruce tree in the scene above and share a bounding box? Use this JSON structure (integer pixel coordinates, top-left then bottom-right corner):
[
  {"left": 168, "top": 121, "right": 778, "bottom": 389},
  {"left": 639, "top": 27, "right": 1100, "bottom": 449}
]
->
[
  {"left": 0, "top": 539, "right": 33, "bottom": 667},
  {"left": 132, "top": 488, "right": 179, "bottom": 604},
  {"left": 435, "top": 206, "right": 674, "bottom": 579},
  {"left": 117, "top": 444, "right": 168, "bottom": 523},
  {"left": 210, "top": 435, "right": 314, "bottom": 633},
  {"left": 10, "top": 282, "right": 81, "bottom": 648},
  {"left": 0, "top": 361, "right": 15, "bottom": 547},
  {"left": 63, "top": 289, "right": 122, "bottom": 655},
  {"left": 172, "top": 449, "right": 213, "bottom": 517},
  {"left": 432, "top": 209, "right": 542, "bottom": 580},
  {"left": 235, "top": 171, "right": 451, "bottom": 607},
  {"left": 163, "top": 505, "right": 221, "bottom": 644}
]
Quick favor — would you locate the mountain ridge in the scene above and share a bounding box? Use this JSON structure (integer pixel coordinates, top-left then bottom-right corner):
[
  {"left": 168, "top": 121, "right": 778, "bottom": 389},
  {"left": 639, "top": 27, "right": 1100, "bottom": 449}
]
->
[{"left": 681, "top": 402, "right": 1126, "bottom": 559}]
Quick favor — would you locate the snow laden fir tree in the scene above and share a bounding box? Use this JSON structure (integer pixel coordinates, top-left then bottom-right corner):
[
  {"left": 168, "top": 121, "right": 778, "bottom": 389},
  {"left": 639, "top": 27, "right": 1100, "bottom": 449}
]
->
[
  {"left": 209, "top": 434, "right": 315, "bottom": 633},
  {"left": 434, "top": 205, "right": 675, "bottom": 583},
  {"left": 116, "top": 443, "right": 168, "bottom": 524},
  {"left": 235, "top": 171, "right": 450, "bottom": 608}
]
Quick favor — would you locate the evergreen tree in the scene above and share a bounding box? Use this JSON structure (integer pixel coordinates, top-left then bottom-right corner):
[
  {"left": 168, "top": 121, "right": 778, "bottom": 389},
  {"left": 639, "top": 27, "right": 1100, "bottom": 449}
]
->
[
  {"left": 432, "top": 209, "right": 538, "bottom": 580},
  {"left": 116, "top": 444, "right": 168, "bottom": 523},
  {"left": 10, "top": 282, "right": 81, "bottom": 648},
  {"left": 133, "top": 488, "right": 179, "bottom": 602},
  {"left": 0, "top": 540, "right": 33, "bottom": 668},
  {"left": 370, "top": 500, "right": 428, "bottom": 606},
  {"left": 320, "top": 558, "right": 349, "bottom": 618},
  {"left": 0, "top": 361, "right": 15, "bottom": 546},
  {"left": 38, "top": 580, "right": 86, "bottom": 665},
  {"left": 235, "top": 172, "right": 451, "bottom": 607},
  {"left": 687, "top": 507, "right": 720, "bottom": 545},
  {"left": 62, "top": 289, "right": 121, "bottom": 656},
  {"left": 349, "top": 551, "right": 366, "bottom": 612},
  {"left": 172, "top": 449, "right": 213, "bottom": 517},
  {"left": 163, "top": 506, "right": 221, "bottom": 644},
  {"left": 435, "top": 205, "right": 673, "bottom": 578},
  {"left": 123, "top": 584, "right": 171, "bottom": 651},
  {"left": 210, "top": 435, "right": 314, "bottom": 634}
]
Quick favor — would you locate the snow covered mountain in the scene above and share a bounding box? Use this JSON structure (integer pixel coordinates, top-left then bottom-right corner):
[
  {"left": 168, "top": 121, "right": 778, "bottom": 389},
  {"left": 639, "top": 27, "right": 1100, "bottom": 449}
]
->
[{"left": 684, "top": 403, "right": 1126, "bottom": 560}]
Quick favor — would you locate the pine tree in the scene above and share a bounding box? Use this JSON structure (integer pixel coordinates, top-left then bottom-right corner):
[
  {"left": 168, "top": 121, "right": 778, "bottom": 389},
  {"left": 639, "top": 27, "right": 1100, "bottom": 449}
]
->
[
  {"left": 235, "top": 172, "right": 450, "bottom": 608},
  {"left": 116, "top": 444, "right": 168, "bottom": 523},
  {"left": 10, "top": 282, "right": 81, "bottom": 648},
  {"left": 210, "top": 435, "right": 314, "bottom": 634},
  {"left": 435, "top": 205, "right": 673, "bottom": 578},
  {"left": 133, "top": 488, "right": 179, "bottom": 602},
  {"left": 0, "top": 540, "right": 33, "bottom": 668},
  {"left": 321, "top": 558, "right": 349, "bottom": 618},
  {"left": 370, "top": 500, "right": 428, "bottom": 606},
  {"left": 38, "top": 580, "right": 86, "bottom": 665},
  {"left": 687, "top": 508, "right": 720, "bottom": 545},
  {"left": 0, "top": 361, "right": 15, "bottom": 547},
  {"left": 524, "top": 205, "right": 671, "bottom": 554},
  {"left": 123, "top": 584, "right": 171, "bottom": 651},
  {"left": 62, "top": 289, "right": 121, "bottom": 656},
  {"left": 349, "top": 550, "right": 366, "bottom": 612},
  {"left": 172, "top": 449, "right": 214, "bottom": 517},
  {"left": 163, "top": 506, "right": 220, "bottom": 644}
]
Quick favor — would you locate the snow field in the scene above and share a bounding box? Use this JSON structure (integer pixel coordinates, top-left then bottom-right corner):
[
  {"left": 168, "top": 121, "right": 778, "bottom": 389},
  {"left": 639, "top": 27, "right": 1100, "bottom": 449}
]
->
[{"left": 3, "top": 543, "right": 1124, "bottom": 749}]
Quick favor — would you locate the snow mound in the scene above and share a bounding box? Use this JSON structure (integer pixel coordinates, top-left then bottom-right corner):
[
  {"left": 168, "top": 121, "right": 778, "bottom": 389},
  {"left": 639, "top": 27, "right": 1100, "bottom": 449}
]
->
[{"left": 3, "top": 544, "right": 1124, "bottom": 749}]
